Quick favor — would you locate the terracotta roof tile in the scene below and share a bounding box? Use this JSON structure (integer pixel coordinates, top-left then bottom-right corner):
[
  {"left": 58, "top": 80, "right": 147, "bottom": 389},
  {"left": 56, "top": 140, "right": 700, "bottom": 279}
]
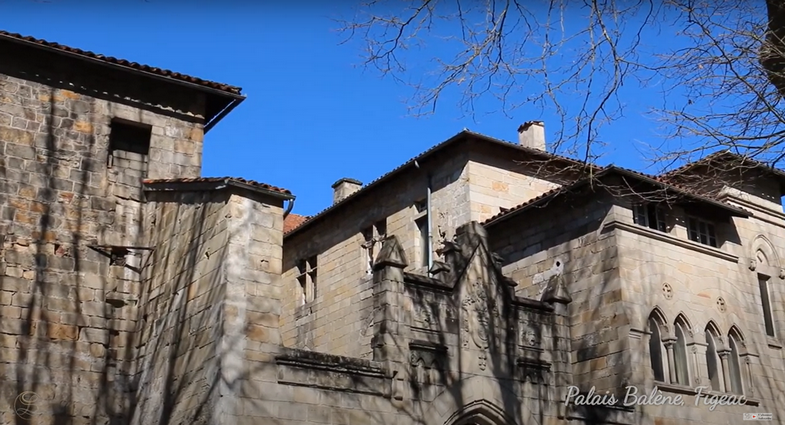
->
[
  {"left": 284, "top": 214, "right": 310, "bottom": 233},
  {"left": 483, "top": 165, "right": 750, "bottom": 225},
  {"left": 660, "top": 150, "right": 785, "bottom": 181},
  {"left": 0, "top": 30, "right": 242, "bottom": 95},
  {"left": 143, "top": 177, "right": 292, "bottom": 195}
]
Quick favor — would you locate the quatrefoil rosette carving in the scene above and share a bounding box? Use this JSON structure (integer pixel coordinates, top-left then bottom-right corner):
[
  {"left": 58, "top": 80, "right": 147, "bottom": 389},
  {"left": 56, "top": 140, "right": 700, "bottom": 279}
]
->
[{"left": 662, "top": 283, "right": 673, "bottom": 300}]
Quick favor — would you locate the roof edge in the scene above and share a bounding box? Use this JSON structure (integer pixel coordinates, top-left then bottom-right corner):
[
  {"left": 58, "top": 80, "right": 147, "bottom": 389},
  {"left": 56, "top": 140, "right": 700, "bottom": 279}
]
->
[
  {"left": 0, "top": 31, "right": 246, "bottom": 99},
  {"left": 285, "top": 130, "right": 598, "bottom": 239},
  {"left": 143, "top": 178, "right": 294, "bottom": 201}
]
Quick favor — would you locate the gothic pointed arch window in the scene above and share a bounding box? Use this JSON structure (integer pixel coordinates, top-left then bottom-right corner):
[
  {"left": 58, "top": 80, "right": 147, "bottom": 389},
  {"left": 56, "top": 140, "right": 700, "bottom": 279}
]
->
[
  {"left": 647, "top": 311, "right": 669, "bottom": 382},
  {"left": 673, "top": 317, "right": 691, "bottom": 385},
  {"left": 705, "top": 324, "right": 723, "bottom": 392},
  {"left": 727, "top": 328, "right": 745, "bottom": 394}
]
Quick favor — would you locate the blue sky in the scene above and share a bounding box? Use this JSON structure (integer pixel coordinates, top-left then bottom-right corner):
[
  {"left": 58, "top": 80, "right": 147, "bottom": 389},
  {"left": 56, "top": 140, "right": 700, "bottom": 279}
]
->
[{"left": 2, "top": 0, "right": 678, "bottom": 216}]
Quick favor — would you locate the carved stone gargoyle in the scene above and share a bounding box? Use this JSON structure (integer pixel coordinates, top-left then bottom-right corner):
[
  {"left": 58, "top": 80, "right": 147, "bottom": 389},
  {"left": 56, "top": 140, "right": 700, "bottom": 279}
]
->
[{"left": 540, "top": 273, "right": 572, "bottom": 304}]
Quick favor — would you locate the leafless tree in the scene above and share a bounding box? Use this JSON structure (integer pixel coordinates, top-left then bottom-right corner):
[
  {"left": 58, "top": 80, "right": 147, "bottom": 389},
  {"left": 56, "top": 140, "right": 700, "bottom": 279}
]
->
[{"left": 337, "top": 0, "right": 785, "bottom": 170}]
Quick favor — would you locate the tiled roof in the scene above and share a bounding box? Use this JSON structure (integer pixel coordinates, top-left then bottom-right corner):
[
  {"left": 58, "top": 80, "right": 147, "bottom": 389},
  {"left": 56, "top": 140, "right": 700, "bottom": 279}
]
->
[
  {"left": 660, "top": 150, "right": 785, "bottom": 181},
  {"left": 0, "top": 30, "right": 242, "bottom": 95},
  {"left": 483, "top": 165, "right": 750, "bottom": 225},
  {"left": 284, "top": 214, "right": 310, "bottom": 233},
  {"left": 283, "top": 130, "right": 600, "bottom": 238},
  {"left": 143, "top": 177, "right": 292, "bottom": 197}
]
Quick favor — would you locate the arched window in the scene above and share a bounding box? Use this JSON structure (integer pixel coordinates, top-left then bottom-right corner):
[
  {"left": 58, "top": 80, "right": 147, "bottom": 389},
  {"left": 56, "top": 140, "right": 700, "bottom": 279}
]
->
[
  {"left": 705, "top": 327, "right": 722, "bottom": 392},
  {"left": 673, "top": 321, "right": 690, "bottom": 385},
  {"left": 649, "top": 317, "right": 666, "bottom": 382},
  {"left": 728, "top": 330, "right": 744, "bottom": 394}
]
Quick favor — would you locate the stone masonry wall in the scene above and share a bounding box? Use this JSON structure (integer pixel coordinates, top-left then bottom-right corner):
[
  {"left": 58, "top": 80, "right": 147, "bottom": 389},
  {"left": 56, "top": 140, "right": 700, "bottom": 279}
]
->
[
  {"left": 235, "top": 223, "right": 571, "bottom": 425},
  {"left": 280, "top": 142, "right": 575, "bottom": 361},
  {"left": 132, "top": 188, "right": 285, "bottom": 425},
  {"left": 488, "top": 190, "right": 624, "bottom": 394},
  {"left": 612, "top": 196, "right": 785, "bottom": 424},
  {"left": 466, "top": 153, "right": 561, "bottom": 223},
  {"left": 0, "top": 66, "right": 206, "bottom": 424},
  {"left": 131, "top": 190, "right": 230, "bottom": 425},
  {"left": 281, "top": 149, "right": 471, "bottom": 358}
]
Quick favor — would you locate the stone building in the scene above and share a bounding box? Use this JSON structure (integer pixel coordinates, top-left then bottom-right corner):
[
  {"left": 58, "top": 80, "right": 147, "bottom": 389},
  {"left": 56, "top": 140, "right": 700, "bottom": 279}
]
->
[{"left": 0, "top": 30, "right": 784, "bottom": 425}]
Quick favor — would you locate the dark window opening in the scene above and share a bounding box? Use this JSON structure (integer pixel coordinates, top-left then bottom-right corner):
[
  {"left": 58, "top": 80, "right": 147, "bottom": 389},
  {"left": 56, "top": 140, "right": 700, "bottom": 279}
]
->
[
  {"left": 296, "top": 256, "right": 318, "bottom": 306},
  {"left": 687, "top": 217, "right": 717, "bottom": 247},
  {"left": 109, "top": 119, "right": 152, "bottom": 156},
  {"left": 633, "top": 203, "right": 668, "bottom": 232},
  {"left": 759, "top": 274, "right": 776, "bottom": 338}
]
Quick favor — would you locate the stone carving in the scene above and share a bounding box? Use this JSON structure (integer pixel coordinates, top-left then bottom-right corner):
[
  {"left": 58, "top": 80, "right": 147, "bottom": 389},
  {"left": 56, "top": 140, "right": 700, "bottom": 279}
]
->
[
  {"left": 533, "top": 258, "right": 564, "bottom": 298},
  {"left": 414, "top": 303, "right": 433, "bottom": 325},
  {"left": 461, "top": 279, "right": 497, "bottom": 369},
  {"left": 662, "top": 283, "right": 673, "bottom": 300},
  {"left": 521, "top": 327, "right": 538, "bottom": 347},
  {"left": 780, "top": 268, "right": 785, "bottom": 280},
  {"left": 749, "top": 258, "right": 757, "bottom": 271},
  {"left": 716, "top": 297, "right": 727, "bottom": 313}
]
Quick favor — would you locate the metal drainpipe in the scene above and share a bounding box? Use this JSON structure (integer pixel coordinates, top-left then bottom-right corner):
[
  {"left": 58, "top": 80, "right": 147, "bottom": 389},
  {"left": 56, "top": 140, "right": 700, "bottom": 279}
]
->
[
  {"left": 283, "top": 199, "right": 295, "bottom": 219},
  {"left": 426, "top": 174, "right": 433, "bottom": 276}
]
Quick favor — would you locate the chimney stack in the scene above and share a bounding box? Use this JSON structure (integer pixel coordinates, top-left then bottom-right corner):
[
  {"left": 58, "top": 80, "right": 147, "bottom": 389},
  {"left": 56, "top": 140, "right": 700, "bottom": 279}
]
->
[
  {"left": 517, "top": 121, "right": 546, "bottom": 151},
  {"left": 332, "top": 178, "right": 363, "bottom": 204}
]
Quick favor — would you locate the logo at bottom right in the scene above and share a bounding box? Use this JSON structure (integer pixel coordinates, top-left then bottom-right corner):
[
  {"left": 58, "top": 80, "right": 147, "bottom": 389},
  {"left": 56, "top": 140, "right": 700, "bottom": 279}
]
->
[{"left": 743, "top": 413, "right": 774, "bottom": 421}]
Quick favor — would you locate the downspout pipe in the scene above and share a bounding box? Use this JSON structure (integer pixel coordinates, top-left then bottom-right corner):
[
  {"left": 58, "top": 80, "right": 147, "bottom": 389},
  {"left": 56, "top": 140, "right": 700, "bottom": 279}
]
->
[
  {"left": 283, "top": 198, "right": 295, "bottom": 219},
  {"left": 426, "top": 173, "right": 433, "bottom": 275}
]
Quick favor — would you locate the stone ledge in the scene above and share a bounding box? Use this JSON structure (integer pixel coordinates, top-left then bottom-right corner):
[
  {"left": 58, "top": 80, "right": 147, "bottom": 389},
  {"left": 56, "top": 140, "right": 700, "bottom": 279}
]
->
[
  {"left": 274, "top": 348, "right": 388, "bottom": 396},
  {"left": 604, "top": 220, "right": 739, "bottom": 263}
]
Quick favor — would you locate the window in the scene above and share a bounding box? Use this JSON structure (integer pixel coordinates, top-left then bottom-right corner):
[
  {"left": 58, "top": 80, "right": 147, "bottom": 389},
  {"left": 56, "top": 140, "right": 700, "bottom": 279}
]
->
[
  {"left": 362, "top": 219, "right": 387, "bottom": 274},
  {"left": 633, "top": 203, "right": 667, "bottom": 232},
  {"left": 673, "top": 322, "right": 690, "bottom": 385},
  {"left": 648, "top": 317, "right": 666, "bottom": 382},
  {"left": 296, "top": 256, "right": 317, "bottom": 306},
  {"left": 108, "top": 119, "right": 152, "bottom": 168},
  {"left": 758, "top": 274, "right": 776, "bottom": 338},
  {"left": 727, "top": 334, "right": 744, "bottom": 394},
  {"left": 687, "top": 217, "right": 717, "bottom": 247},
  {"left": 414, "top": 200, "right": 430, "bottom": 269},
  {"left": 705, "top": 329, "right": 722, "bottom": 392}
]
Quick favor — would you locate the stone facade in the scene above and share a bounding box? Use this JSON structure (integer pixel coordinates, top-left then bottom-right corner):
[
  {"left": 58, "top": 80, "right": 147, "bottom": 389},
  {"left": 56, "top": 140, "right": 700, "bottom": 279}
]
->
[{"left": 1, "top": 31, "right": 785, "bottom": 425}]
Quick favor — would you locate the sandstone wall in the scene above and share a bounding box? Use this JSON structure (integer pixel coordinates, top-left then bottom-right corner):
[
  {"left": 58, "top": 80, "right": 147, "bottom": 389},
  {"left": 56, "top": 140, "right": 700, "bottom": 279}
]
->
[
  {"left": 488, "top": 190, "right": 623, "bottom": 394},
  {"left": 0, "top": 61, "right": 205, "bottom": 424},
  {"left": 133, "top": 189, "right": 286, "bottom": 425},
  {"left": 281, "top": 149, "right": 472, "bottom": 358}
]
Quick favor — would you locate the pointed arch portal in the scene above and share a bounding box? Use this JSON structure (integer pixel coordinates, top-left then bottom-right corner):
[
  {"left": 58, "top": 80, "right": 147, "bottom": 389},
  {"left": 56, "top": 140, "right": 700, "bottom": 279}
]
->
[{"left": 447, "top": 400, "right": 515, "bottom": 425}]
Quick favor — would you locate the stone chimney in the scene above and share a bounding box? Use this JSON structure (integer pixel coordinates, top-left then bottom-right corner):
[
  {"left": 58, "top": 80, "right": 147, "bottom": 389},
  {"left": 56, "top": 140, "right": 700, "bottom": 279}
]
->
[
  {"left": 517, "top": 121, "right": 546, "bottom": 151},
  {"left": 332, "top": 178, "right": 363, "bottom": 204}
]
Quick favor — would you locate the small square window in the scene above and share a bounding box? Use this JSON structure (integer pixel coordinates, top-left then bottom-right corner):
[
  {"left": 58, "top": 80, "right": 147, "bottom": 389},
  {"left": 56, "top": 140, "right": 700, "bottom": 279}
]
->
[
  {"left": 687, "top": 217, "right": 717, "bottom": 247},
  {"left": 633, "top": 203, "right": 667, "bottom": 232},
  {"left": 296, "top": 256, "right": 318, "bottom": 306}
]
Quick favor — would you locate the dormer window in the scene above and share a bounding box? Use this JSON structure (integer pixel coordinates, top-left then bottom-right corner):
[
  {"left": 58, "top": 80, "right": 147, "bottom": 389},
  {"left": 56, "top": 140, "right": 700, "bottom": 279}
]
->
[
  {"left": 687, "top": 217, "right": 717, "bottom": 247},
  {"left": 633, "top": 203, "right": 667, "bottom": 232}
]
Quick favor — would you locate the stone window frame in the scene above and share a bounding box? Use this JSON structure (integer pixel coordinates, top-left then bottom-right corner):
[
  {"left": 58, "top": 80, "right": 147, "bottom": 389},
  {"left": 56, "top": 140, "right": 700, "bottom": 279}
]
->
[
  {"left": 686, "top": 215, "right": 718, "bottom": 248},
  {"left": 727, "top": 327, "right": 745, "bottom": 395},
  {"left": 704, "top": 324, "right": 725, "bottom": 392},
  {"left": 107, "top": 118, "right": 152, "bottom": 170},
  {"left": 648, "top": 309, "right": 698, "bottom": 388},
  {"left": 413, "top": 199, "right": 430, "bottom": 270},
  {"left": 757, "top": 273, "right": 776, "bottom": 339},
  {"left": 632, "top": 202, "right": 669, "bottom": 233},
  {"left": 361, "top": 219, "right": 387, "bottom": 275},
  {"left": 296, "top": 255, "right": 318, "bottom": 307},
  {"left": 749, "top": 236, "right": 783, "bottom": 348},
  {"left": 672, "top": 315, "right": 693, "bottom": 386},
  {"left": 647, "top": 309, "right": 670, "bottom": 384}
]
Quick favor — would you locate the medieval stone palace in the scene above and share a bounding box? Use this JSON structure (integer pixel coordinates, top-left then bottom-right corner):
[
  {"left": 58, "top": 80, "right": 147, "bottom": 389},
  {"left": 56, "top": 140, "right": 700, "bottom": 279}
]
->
[{"left": 0, "top": 30, "right": 784, "bottom": 425}]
